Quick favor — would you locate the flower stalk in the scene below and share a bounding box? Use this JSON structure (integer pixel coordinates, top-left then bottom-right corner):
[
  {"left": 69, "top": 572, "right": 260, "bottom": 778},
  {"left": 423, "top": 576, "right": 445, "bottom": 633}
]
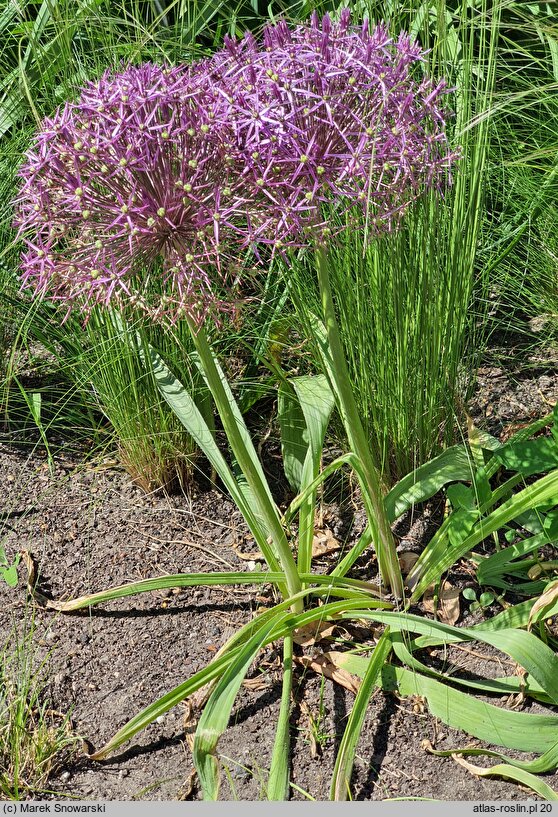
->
[
  {"left": 186, "top": 316, "right": 303, "bottom": 609},
  {"left": 315, "top": 244, "right": 404, "bottom": 598}
]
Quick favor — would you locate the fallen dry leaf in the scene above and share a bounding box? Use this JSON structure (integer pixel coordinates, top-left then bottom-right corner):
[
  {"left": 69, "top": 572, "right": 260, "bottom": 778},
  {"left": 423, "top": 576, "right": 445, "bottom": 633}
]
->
[
  {"left": 399, "top": 550, "right": 419, "bottom": 575},
  {"left": 423, "top": 580, "right": 461, "bottom": 625},
  {"left": 242, "top": 676, "right": 272, "bottom": 692},
  {"left": 528, "top": 579, "right": 558, "bottom": 630},
  {"left": 293, "top": 621, "right": 337, "bottom": 647},
  {"left": 296, "top": 651, "right": 361, "bottom": 694},
  {"left": 311, "top": 528, "right": 341, "bottom": 558}
]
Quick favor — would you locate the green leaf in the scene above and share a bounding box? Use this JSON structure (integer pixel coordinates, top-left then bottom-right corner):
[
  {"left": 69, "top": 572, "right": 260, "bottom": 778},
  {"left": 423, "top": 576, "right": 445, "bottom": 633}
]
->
[
  {"left": 0, "top": 548, "right": 20, "bottom": 587},
  {"left": 447, "top": 507, "right": 478, "bottom": 548},
  {"left": 281, "top": 374, "right": 335, "bottom": 577},
  {"left": 330, "top": 630, "right": 392, "bottom": 800},
  {"left": 278, "top": 383, "right": 308, "bottom": 492},
  {"left": 408, "top": 469, "right": 558, "bottom": 601},
  {"left": 477, "top": 531, "right": 550, "bottom": 587},
  {"left": 361, "top": 611, "right": 558, "bottom": 707},
  {"left": 335, "top": 654, "right": 558, "bottom": 754},
  {"left": 1, "top": 561, "right": 20, "bottom": 588},
  {"left": 278, "top": 374, "right": 334, "bottom": 492},
  {"left": 494, "top": 437, "right": 558, "bottom": 476},
  {"left": 90, "top": 594, "right": 392, "bottom": 761},
  {"left": 390, "top": 632, "right": 548, "bottom": 702},
  {"left": 451, "top": 759, "right": 558, "bottom": 800},
  {"left": 446, "top": 483, "right": 476, "bottom": 511},
  {"left": 145, "top": 344, "right": 285, "bottom": 583},
  {"left": 426, "top": 740, "right": 558, "bottom": 775},
  {"left": 292, "top": 374, "right": 334, "bottom": 489},
  {"left": 194, "top": 612, "right": 288, "bottom": 799},
  {"left": 268, "top": 635, "right": 293, "bottom": 801},
  {"left": 385, "top": 446, "right": 474, "bottom": 521}
]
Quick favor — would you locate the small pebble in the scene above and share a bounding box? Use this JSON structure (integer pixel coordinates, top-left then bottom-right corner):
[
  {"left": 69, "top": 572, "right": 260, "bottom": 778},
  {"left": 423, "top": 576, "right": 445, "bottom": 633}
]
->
[{"left": 60, "top": 771, "right": 71, "bottom": 783}]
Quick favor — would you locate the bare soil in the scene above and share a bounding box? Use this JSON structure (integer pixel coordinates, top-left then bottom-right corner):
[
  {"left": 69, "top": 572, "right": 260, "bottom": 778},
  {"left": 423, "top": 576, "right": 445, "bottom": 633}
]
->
[{"left": 1, "top": 339, "right": 558, "bottom": 801}]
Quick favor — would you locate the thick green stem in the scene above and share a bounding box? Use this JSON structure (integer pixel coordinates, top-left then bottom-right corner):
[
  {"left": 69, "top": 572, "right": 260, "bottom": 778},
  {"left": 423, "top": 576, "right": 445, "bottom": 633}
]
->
[
  {"left": 268, "top": 634, "right": 293, "bottom": 800},
  {"left": 315, "top": 245, "right": 404, "bottom": 599},
  {"left": 187, "top": 318, "right": 303, "bottom": 609}
]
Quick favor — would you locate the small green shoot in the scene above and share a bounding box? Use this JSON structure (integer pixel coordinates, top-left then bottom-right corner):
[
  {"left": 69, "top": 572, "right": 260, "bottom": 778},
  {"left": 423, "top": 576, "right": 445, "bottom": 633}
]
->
[
  {"left": 0, "top": 619, "right": 80, "bottom": 800},
  {"left": 462, "top": 588, "right": 501, "bottom": 614},
  {"left": 0, "top": 544, "right": 20, "bottom": 588}
]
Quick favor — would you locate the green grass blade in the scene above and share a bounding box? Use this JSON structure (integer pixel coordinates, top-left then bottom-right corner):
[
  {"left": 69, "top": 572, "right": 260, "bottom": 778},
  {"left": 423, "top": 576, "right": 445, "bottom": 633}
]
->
[{"left": 330, "top": 629, "right": 392, "bottom": 801}]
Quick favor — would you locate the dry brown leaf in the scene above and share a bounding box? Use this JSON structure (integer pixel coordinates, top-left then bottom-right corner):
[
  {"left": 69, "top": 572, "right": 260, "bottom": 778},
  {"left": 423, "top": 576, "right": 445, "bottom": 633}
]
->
[
  {"left": 296, "top": 651, "right": 361, "bottom": 694},
  {"left": 311, "top": 528, "right": 341, "bottom": 558},
  {"left": 231, "top": 539, "right": 264, "bottom": 561},
  {"left": 293, "top": 621, "right": 337, "bottom": 647},
  {"left": 177, "top": 769, "right": 197, "bottom": 800},
  {"left": 242, "top": 677, "right": 271, "bottom": 691},
  {"left": 528, "top": 579, "right": 558, "bottom": 630},
  {"left": 423, "top": 580, "right": 461, "bottom": 625},
  {"left": 399, "top": 551, "right": 419, "bottom": 575}
]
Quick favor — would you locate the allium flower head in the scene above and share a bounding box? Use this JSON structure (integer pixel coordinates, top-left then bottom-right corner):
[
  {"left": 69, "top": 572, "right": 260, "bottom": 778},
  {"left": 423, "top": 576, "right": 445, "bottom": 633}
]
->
[
  {"left": 211, "top": 10, "right": 456, "bottom": 237},
  {"left": 15, "top": 17, "right": 457, "bottom": 322},
  {"left": 14, "top": 63, "right": 258, "bottom": 323}
]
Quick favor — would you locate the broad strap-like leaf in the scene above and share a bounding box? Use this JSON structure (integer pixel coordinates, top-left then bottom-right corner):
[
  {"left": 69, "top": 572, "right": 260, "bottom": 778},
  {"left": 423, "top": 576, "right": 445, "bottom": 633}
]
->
[
  {"left": 279, "top": 374, "right": 334, "bottom": 492},
  {"left": 330, "top": 630, "right": 393, "bottom": 800},
  {"left": 407, "top": 468, "right": 558, "bottom": 600},
  {"left": 278, "top": 381, "right": 308, "bottom": 492},
  {"left": 333, "top": 655, "right": 558, "bottom": 754},
  {"left": 357, "top": 610, "right": 558, "bottom": 706},
  {"left": 385, "top": 445, "right": 474, "bottom": 521},
  {"left": 193, "top": 611, "right": 290, "bottom": 800},
  {"left": 268, "top": 635, "right": 294, "bottom": 801},
  {"left": 146, "top": 345, "right": 283, "bottom": 578},
  {"left": 493, "top": 436, "right": 558, "bottom": 476}
]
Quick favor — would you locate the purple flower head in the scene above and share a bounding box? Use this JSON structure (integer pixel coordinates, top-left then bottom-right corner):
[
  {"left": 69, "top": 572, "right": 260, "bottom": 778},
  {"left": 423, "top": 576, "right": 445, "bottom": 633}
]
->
[
  {"left": 15, "top": 18, "right": 458, "bottom": 323},
  {"left": 212, "top": 13, "right": 457, "bottom": 239},
  {"left": 14, "top": 63, "right": 260, "bottom": 324}
]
